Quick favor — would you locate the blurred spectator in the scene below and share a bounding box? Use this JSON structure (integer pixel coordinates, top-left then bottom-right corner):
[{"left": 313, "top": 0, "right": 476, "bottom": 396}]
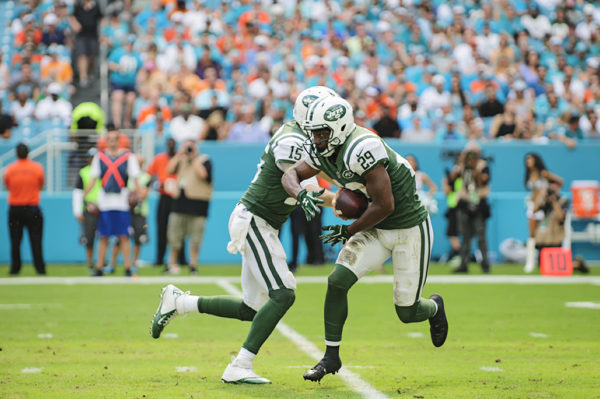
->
[
  {"left": 166, "top": 140, "right": 213, "bottom": 274},
  {"left": 147, "top": 138, "right": 187, "bottom": 267},
  {"left": 9, "top": 62, "right": 41, "bottom": 101},
  {"left": 127, "top": 155, "right": 152, "bottom": 267},
  {"left": 226, "top": 104, "right": 270, "bottom": 142},
  {"left": 0, "top": 114, "right": 15, "bottom": 140},
  {"left": 41, "top": 46, "right": 73, "bottom": 85},
  {"left": 41, "top": 13, "right": 66, "bottom": 46},
  {"left": 73, "top": 147, "right": 102, "bottom": 271},
  {"left": 71, "top": 0, "right": 103, "bottom": 87},
  {"left": 521, "top": 4, "right": 551, "bottom": 40},
  {"left": 419, "top": 74, "right": 450, "bottom": 114},
  {"left": 137, "top": 89, "right": 172, "bottom": 126},
  {"left": 15, "top": 14, "right": 42, "bottom": 48},
  {"left": 406, "top": 155, "right": 438, "bottom": 215},
  {"left": 195, "top": 46, "right": 222, "bottom": 79},
  {"left": 580, "top": 108, "right": 600, "bottom": 139},
  {"left": 0, "top": 51, "right": 8, "bottom": 92},
  {"left": 35, "top": 82, "right": 73, "bottom": 126},
  {"left": 435, "top": 115, "right": 466, "bottom": 143},
  {"left": 10, "top": 86, "right": 36, "bottom": 122},
  {"left": 401, "top": 116, "right": 434, "bottom": 142},
  {"left": 478, "top": 85, "right": 505, "bottom": 118},
  {"left": 4, "top": 143, "right": 46, "bottom": 275},
  {"left": 452, "top": 143, "right": 491, "bottom": 274},
  {"left": 373, "top": 103, "right": 401, "bottom": 139},
  {"left": 162, "top": 31, "right": 197, "bottom": 74},
  {"left": 101, "top": 10, "right": 129, "bottom": 50},
  {"left": 170, "top": 103, "right": 207, "bottom": 143},
  {"left": 490, "top": 101, "right": 523, "bottom": 140},
  {"left": 108, "top": 35, "right": 142, "bottom": 128}
]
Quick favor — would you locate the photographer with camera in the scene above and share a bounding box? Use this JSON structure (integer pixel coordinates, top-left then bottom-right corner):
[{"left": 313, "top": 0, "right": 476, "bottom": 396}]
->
[
  {"left": 451, "top": 142, "right": 492, "bottom": 273},
  {"left": 165, "top": 140, "right": 213, "bottom": 274}
]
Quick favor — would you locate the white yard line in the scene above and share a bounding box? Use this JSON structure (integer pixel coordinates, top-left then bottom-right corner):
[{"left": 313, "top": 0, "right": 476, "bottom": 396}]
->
[
  {"left": 216, "top": 280, "right": 389, "bottom": 399},
  {"left": 1, "top": 275, "right": 599, "bottom": 285}
]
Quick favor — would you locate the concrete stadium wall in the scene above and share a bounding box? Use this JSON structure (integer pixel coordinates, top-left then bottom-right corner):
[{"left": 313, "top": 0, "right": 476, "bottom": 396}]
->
[{"left": 1, "top": 141, "right": 599, "bottom": 265}]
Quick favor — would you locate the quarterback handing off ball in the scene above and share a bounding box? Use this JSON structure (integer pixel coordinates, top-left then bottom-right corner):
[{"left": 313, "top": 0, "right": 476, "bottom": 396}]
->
[{"left": 334, "top": 189, "right": 368, "bottom": 219}]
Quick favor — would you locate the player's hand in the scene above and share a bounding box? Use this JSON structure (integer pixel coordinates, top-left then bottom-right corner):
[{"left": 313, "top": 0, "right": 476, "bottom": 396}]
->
[
  {"left": 297, "top": 188, "right": 324, "bottom": 221},
  {"left": 320, "top": 224, "right": 352, "bottom": 246}
]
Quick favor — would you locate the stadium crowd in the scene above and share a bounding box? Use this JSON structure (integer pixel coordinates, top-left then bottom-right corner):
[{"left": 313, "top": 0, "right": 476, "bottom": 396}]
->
[{"left": 2, "top": 0, "right": 600, "bottom": 147}]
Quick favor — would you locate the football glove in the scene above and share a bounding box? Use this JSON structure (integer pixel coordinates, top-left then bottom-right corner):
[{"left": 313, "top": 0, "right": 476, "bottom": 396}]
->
[
  {"left": 320, "top": 224, "right": 352, "bottom": 246},
  {"left": 297, "top": 188, "right": 325, "bottom": 221}
]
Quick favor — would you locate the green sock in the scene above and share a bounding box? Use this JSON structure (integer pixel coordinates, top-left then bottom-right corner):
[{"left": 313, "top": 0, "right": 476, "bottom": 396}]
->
[
  {"left": 197, "top": 296, "right": 256, "bottom": 321},
  {"left": 243, "top": 288, "right": 295, "bottom": 354},
  {"left": 324, "top": 265, "right": 358, "bottom": 343},
  {"left": 395, "top": 298, "right": 437, "bottom": 323}
]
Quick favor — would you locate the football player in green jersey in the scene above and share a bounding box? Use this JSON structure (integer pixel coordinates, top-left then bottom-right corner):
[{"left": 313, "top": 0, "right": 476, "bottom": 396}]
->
[
  {"left": 150, "top": 86, "right": 336, "bottom": 384},
  {"left": 282, "top": 96, "right": 449, "bottom": 382}
]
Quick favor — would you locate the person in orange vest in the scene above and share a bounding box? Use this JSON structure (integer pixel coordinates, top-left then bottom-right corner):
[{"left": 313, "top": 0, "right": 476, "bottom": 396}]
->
[
  {"left": 85, "top": 125, "right": 140, "bottom": 276},
  {"left": 4, "top": 143, "right": 46, "bottom": 275}
]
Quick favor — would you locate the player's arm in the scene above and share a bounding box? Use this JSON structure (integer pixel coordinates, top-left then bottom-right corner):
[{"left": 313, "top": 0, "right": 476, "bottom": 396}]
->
[
  {"left": 282, "top": 161, "right": 325, "bottom": 220},
  {"left": 279, "top": 161, "right": 334, "bottom": 207},
  {"left": 346, "top": 164, "right": 394, "bottom": 235}
]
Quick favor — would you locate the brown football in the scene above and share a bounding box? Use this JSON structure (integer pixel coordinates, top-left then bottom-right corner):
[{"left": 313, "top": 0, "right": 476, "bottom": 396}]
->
[{"left": 335, "top": 189, "right": 368, "bottom": 219}]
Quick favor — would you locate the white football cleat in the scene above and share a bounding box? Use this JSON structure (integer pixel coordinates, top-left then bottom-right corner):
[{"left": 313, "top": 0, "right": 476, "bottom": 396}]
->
[
  {"left": 150, "top": 284, "right": 186, "bottom": 339},
  {"left": 221, "top": 360, "right": 271, "bottom": 384}
]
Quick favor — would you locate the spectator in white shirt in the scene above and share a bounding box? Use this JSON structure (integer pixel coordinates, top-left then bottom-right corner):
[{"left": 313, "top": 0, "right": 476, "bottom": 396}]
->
[
  {"left": 419, "top": 74, "right": 450, "bottom": 114},
  {"left": 34, "top": 82, "right": 72, "bottom": 126},
  {"left": 226, "top": 104, "right": 270, "bottom": 142},
  {"left": 521, "top": 4, "right": 551, "bottom": 40},
  {"left": 576, "top": 5, "right": 597, "bottom": 42},
  {"left": 169, "top": 103, "right": 207, "bottom": 143},
  {"left": 10, "top": 86, "right": 35, "bottom": 122}
]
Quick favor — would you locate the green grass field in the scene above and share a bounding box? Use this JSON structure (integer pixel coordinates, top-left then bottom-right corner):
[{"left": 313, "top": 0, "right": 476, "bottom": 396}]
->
[{"left": 1, "top": 264, "right": 599, "bottom": 398}]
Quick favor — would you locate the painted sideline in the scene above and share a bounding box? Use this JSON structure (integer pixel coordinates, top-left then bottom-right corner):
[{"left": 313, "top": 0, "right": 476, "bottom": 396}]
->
[
  {"left": 216, "top": 280, "right": 389, "bottom": 399},
  {"left": 0, "top": 275, "right": 599, "bottom": 285}
]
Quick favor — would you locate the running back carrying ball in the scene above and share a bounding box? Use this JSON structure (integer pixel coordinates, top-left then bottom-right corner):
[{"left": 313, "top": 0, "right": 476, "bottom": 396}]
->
[{"left": 334, "top": 189, "right": 368, "bottom": 219}]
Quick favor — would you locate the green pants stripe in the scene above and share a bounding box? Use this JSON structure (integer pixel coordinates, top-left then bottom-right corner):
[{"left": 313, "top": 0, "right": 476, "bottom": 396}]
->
[
  {"left": 414, "top": 220, "right": 427, "bottom": 303},
  {"left": 250, "top": 218, "right": 285, "bottom": 289},
  {"left": 246, "top": 229, "right": 273, "bottom": 291}
]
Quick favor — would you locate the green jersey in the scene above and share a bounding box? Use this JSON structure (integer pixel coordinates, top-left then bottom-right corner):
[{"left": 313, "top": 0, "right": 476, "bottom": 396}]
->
[
  {"left": 240, "top": 121, "right": 314, "bottom": 230},
  {"left": 304, "top": 126, "right": 427, "bottom": 230}
]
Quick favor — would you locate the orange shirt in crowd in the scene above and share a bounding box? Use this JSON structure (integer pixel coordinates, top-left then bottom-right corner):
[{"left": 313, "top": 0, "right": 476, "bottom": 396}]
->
[
  {"left": 147, "top": 152, "right": 176, "bottom": 196},
  {"left": 41, "top": 60, "right": 73, "bottom": 84},
  {"left": 97, "top": 133, "right": 131, "bottom": 151},
  {"left": 137, "top": 106, "right": 173, "bottom": 126},
  {"left": 4, "top": 159, "right": 45, "bottom": 206}
]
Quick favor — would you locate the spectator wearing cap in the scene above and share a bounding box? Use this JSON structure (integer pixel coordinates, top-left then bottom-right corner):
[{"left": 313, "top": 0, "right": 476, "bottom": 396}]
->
[
  {"left": 170, "top": 103, "right": 207, "bottom": 143},
  {"left": 35, "top": 82, "right": 72, "bottom": 126},
  {"left": 576, "top": 4, "right": 597, "bottom": 42},
  {"left": 9, "top": 86, "right": 36, "bottom": 122},
  {"left": 225, "top": 104, "right": 270, "bottom": 142},
  {"left": 84, "top": 126, "right": 140, "bottom": 276},
  {"left": 15, "top": 14, "right": 42, "bottom": 47},
  {"left": 435, "top": 114, "right": 466, "bottom": 143},
  {"left": 41, "top": 13, "right": 66, "bottom": 46},
  {"left": 101, "top": 10, "right": 130, "bottom": 50},
  {"left": 401, "top": 116, "right": 434, "bottom": 142},
  {"left": 580, "top": 108, "right": 600, "bottom": 139},
  {"left": 71, "top": 0, "right": 103, "bottom": 88},
  {"left": 73, "top": 147, "right": 102, "bottom": 271},
  {"left": 108, "top": 34, "right": 142, "bottom": 129},
  {"left": 41, "top": 46, "right": 73, "bottom": 85},
  {"left": 509, "top": 80, "right": 535, "bottom": 119},
  {"left": 521, "top": 4, "right": 551, "bottom": 40},
  {"left": 551, "top": 8, "right": 570, "bottom": 42},
  {"left": 419, "top": 74, "right": 450, "bottom": 114},
  {"left": 4, "top": 143, "right": 46, "bottom": 275}
]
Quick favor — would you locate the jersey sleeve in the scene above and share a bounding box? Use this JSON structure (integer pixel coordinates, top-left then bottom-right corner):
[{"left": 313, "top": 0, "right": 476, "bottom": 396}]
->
[
  {"left": 345, "top": 136, "right": 389, "bottom": 176},
  {"left": 272, "top": 134, "right": 305, "bottom": 169}
]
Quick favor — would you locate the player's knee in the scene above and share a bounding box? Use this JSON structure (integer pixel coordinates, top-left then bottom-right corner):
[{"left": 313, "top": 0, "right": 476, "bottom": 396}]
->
[
  {"left": 239, "top": 302, "right": 257, "bottom": 321},
  {"left": 395, "top": 304, "right": 418, "bottom": 324},
  {"left": 269, "top": 288, "right": 296, "bottom": 310},
  {"left": 328, "top": 264, "right": 358, "bottom": 291}
]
